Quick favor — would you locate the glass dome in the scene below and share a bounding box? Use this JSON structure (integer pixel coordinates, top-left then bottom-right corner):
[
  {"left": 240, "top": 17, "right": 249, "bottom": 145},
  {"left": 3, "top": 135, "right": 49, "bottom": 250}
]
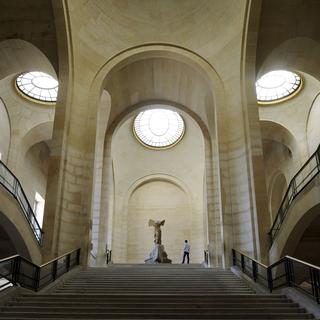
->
[
  {"left": 16, "top": 71, "right": 58, "bottom": 103},
  {"left": 133, "top": 108, "right": 185, "bottom": 149},
  {"left": 256, "top": 70, "right": 302, "bottom": 104}
]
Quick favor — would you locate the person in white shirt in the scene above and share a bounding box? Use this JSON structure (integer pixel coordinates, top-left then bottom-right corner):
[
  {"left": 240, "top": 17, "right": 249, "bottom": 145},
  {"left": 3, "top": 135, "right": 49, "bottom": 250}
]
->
[{"left": 182, "top": 240, "right": 190, "bottom": 264}]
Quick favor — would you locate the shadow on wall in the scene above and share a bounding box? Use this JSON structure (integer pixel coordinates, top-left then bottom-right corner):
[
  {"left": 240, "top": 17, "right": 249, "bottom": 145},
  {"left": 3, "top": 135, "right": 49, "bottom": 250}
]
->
[{"left": 0, "top": 212, "right": 30, "bottom": 260}]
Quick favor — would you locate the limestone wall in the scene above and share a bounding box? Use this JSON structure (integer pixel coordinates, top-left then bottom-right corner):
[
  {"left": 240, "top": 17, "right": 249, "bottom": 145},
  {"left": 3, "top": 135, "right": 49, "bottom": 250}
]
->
[
  {"left": 127, "top": 181, "right": 195, "bottom": 264},
  {"left": 108, "top": 112, "right": 205, "bottom": 264},
  {"left": 41, "top": 0, "right": 271, "bottom": 265}
]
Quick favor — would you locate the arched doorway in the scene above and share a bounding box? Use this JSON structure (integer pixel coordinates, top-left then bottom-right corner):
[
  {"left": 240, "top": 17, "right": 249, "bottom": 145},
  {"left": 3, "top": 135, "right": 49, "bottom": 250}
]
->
[{"left": 126, "top": 179, "right": 202, "bottom": 264}]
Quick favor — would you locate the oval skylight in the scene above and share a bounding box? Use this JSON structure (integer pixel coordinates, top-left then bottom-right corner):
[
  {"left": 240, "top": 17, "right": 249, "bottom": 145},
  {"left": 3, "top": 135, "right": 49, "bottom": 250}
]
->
[
  {"left": 256, "top": 70, "right": 302, "bottom": 104},
  {"left": 133, "top": 108, "right": 185, "bottom": 149},
  {"left": 16, "top": 72, "right": 58, "bottom": 103}
]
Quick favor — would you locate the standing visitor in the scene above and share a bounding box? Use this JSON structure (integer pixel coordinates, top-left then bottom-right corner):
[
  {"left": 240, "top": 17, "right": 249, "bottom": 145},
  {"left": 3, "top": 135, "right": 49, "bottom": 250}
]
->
[{"left": 182, "top": 240, "right": 190, "bottom": 264}]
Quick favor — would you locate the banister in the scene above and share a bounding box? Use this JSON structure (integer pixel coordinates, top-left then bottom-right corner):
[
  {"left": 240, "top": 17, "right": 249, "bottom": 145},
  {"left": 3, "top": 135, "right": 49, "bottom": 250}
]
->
[
  {"left": 269, "top": 144, "right": 320, "bottom": 244},
  {"left": 232, "top": 248, "right": 268, "bottom": 268},
  {"left": 232, "top": 248, "right": 320, "bottom": 304},
  {"left": 0, "top": 248, "right": 81, "bottom": 292},
  {"left": 284, "top": 255, "right": 320, "bottom": 271},
  {"left": 40, "top": 248, "right": 80, "bottom": 267},
  {"left": 0, "top": 254, "right": 20, "bottom": 263}
]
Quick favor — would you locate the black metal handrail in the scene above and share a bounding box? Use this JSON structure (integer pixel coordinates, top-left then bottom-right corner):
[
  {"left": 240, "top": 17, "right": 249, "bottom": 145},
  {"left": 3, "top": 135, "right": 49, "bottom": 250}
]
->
[
  {"left": 232, "top": 249, "right": 320, "bottom": 304},
  {"left": 0, "top": 160, "right": 43, "bottom": 244},
  {"left": 269, "top": 144, "right": 320, "bottom": 244},
  {"left": 0, "top": 248, "right": 80, "bottom": 292}
]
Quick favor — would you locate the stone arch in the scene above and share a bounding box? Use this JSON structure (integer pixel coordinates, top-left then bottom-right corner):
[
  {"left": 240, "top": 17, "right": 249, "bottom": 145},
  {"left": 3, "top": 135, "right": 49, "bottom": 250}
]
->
[
  {"left": 126, "top": 174, "right": 193, "bottom": 210},
  {"left": 260, "top": 120, "right": 298, "bottom": 156},
  {"left": 87, "top": 44, "right": 225, "bottom": 141},
  {"left": 0, "top": 188, "right": 42, "bottom": 263},
  {"left": 88, "top": 45, "right": 225, "bottom": 266},
  {"left": 0, "top": 98, "right": 11, "bottom": 164},
  {"left": 0, "top": 212, "right": 30, "bottom": 260},
  {"left": 258, "top": 38, "right": 320, "bottom": 81},
  {"left": 280, "top": 203, "right": 320, "bottom": 265},
  {"left": 268, "top": 172, "right": 288, "bottom": 223},
  {"left": 0, "top": 39, "right": 57, "bottom": 81},
  {"left": 306, "top": 92, "right": 320, "bottom": 155},
  {"left": 269, "top": 177, "right": 320, "bottom": 263},
  {"left": 121, "top": 174, "right": 198, "bottom": 264},
  {"left": 260, "top": 120, "right": 300, "bottom": 184},
  {"left": 20, "top": 121, "right": 54, "bottom": 159},
  {"left": 91, "top": 99, "right": 213, "bottom": 265}
]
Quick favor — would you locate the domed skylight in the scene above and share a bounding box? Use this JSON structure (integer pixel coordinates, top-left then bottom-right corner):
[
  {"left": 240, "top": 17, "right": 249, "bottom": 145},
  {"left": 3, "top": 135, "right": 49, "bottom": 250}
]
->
[
  {"left": 256, "top": 70, "right": 302, "bottom": 104},
  {"left": 133, "top": 108, "right": 185, "bottom": 149},
  {"left": 16, "top": 71, "right": 58, "bottom": 103}
]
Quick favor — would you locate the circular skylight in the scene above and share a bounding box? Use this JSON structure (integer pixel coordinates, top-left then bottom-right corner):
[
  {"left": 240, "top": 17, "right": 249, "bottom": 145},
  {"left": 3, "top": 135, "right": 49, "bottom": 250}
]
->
[
  {"left": 256, "top": 70, "right": 302, "bottom": 104},
  {"left": 133, "top": 108, "right": 185, "bottom": 149},
  {"left": 16, "top": 71, "right": 58, "bottom": 103}
]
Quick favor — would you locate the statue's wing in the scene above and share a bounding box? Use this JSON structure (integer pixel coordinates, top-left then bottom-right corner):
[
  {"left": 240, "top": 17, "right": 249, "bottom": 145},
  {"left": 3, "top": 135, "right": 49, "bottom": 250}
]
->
[
  {"left": 160, "top": 220, "right": 165, "bottom": 226},
  {"left": 148, "top": 219, "right": 156, "bottom": 227}
]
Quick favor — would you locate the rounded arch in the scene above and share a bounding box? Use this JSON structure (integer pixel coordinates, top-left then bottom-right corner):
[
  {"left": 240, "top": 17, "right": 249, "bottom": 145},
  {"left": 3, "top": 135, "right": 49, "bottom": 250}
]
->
[
  {"left": 0, "top": 212, "right": 30, "bottom": 259},
  {"left": 20, "top": 121, "right": 54, "bottom": 159},
  {"left": 268, "top": 171, "right": 288, "bottom": 222},
  {"left": 269, "top": 178, "right": 320, "bottom": 263},
  {"left": 258, "top": 37, "right": 320, "bottom": 82},
  {"left": 306, "top": 91, "right": 320, "bottom": 155},
  {"left": 0, "top": 97, "right": 11, "bottom": 163},
  {"left": 280, "top": 203, "right": 320, "bottom": 265},
  {"left": 126, "top": 173, "right": 193, "bottom": 206},
  {"left": 260, "top": 120, "right": 298, "bottom": 155},
  {"left": 123, "top": 174, "right": 201, "bottom": 264},
  {"left": 89, "top": 44, "right": 223, "bottom": 266},
  {"left": 0, "top": 189, "right": 42, "bottom": 263},
  {"left": 0, "top": 39, "right": 57, "bottom": 81},
  {"left": 107, "top": 100, "right": 212, "bottom": 146},
  {"left": 88, "top": 43, "right": 226, "bottom": 139}
]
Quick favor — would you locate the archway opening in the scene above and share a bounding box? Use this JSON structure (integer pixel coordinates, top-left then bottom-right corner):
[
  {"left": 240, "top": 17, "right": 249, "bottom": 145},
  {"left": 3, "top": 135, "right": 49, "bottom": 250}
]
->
[
  {"left": 280, "top": 203, "right": 320, "bottom": 266},
  {"left": 0, "top": 212, "right": 30, "bottom": 260},
  {"left": 292, "top": 214, "right": 320, "bottom": 266},
  {"left": 127, "top": 180, "right": 201, "bottom": 263}
]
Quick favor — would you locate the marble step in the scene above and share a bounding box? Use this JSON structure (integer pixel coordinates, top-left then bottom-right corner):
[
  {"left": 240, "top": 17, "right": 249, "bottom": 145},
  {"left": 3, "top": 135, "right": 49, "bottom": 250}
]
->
[{"left": 0, "top": 311, "right": 314, "bottom": 319}]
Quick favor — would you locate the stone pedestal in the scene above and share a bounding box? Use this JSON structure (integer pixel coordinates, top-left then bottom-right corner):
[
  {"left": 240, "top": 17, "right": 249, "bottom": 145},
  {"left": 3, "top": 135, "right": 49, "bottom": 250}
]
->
[{"left": 145, "top": 244, "right": 172, "bottom": 264}]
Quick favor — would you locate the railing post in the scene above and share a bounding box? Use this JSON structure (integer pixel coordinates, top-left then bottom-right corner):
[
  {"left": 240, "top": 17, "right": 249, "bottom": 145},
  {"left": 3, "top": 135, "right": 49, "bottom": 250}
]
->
[
  {"left": 267, "top": 267, "right": 273, "bottom": 293},
  {"left": 34, "top": 266, "right": 40, "bottom": 291},
  {"left": 12, "top": 256, "right": 21, "bottom": 285},
  {"left": 13, "top": 179, "right": 18, "bottom": 197},
  {"left": 66, "top": 254, "right": 71, "bottom": 272},
  {"left": 52, "top": 260, "right": 58, "bottom": 281},
  {"left": 241, "top": 254, "right": 245, "bottom": 273},
  {"left": 310, "top": 268, "right": 320, "bottom": 304},
  {"left": 76, "top": 248, "right": 81, "bottom": 265},
  {"left": 285, "top": 258, "right": 294, "bottom": 286},
  {"left": 232, "top": 249, "right": 236, "bottom": 266},
  {"left": 291, "top": 179, "right": 297, "bottom": 197},
  {"left": 252, "top": 260, "right": 257, "bottom": 282}
]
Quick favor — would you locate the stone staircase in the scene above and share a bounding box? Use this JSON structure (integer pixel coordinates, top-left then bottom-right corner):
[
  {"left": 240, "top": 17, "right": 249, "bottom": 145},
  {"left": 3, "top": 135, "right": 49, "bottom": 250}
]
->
[{"left": 0, "top": 264, "right": 315, "bottom": 319}]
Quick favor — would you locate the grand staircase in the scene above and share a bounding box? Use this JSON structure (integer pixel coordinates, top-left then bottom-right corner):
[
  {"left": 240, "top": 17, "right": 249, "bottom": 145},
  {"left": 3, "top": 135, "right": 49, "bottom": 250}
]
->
[{"left": 0, "top": 264, "right": 315, "bottom": 319}]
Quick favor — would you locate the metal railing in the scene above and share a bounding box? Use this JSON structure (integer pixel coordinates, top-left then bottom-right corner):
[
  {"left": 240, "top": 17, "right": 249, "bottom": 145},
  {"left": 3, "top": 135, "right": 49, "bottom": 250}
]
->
[
  {"left": 0, "top": 160, "right": 43, "bottom": 245},
  {"left": 0, "top": 248, "right": 80, "bottom": 292},
  {"left": 269, "top": 145, "right": 320, "bottom": 244},
  {"left": 232, "top": 249, "right": 320, "bottom": 304}
]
